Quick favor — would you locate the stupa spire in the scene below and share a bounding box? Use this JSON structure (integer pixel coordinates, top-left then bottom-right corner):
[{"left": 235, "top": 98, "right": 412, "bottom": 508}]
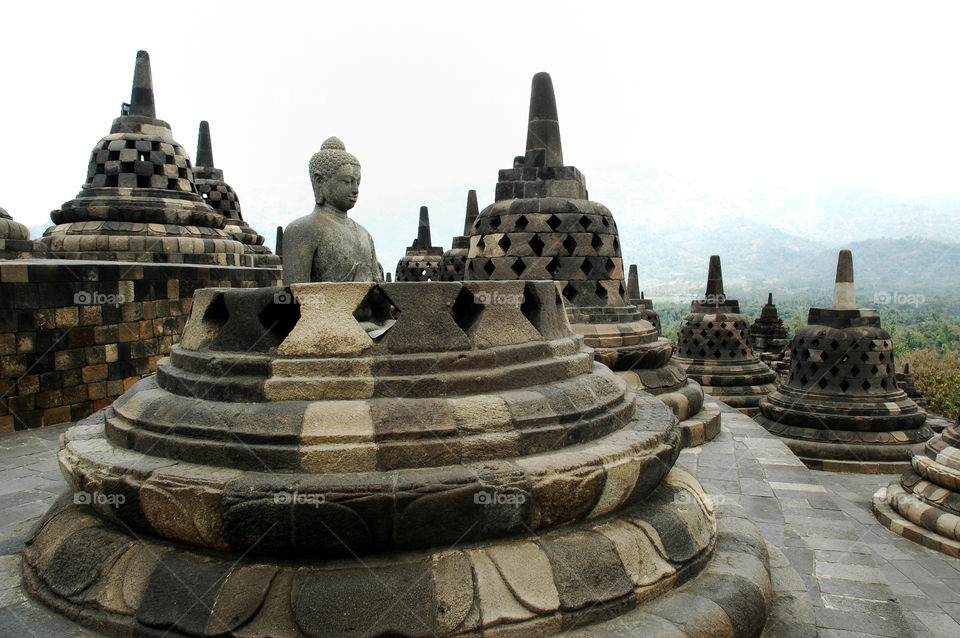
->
[
  {"left": 196, "top": 120, "right": 214, "bottom": 168},
  {"left": 627, "top": 264, "right": 641, "bottom": 301},
  {"left": 705, "top": 255, "right": 725, "bottom": 301},
  {"left": 832, "top": 249, "right": 856, "bottom": 310},
  {"left": 767, "top": 292, "right": 773, "bottom": 305},
  {"left": 525, "top": 72, "right": 563, "bottom": 167},
  {"left": 129, "top": 50, "right": 156, "bottom": 118},
  {"left": 463, "top": 189, "right": 479, "bottom": 235},
  {"left": 417, "top": 205, "right": 433, "bottom": 249}
]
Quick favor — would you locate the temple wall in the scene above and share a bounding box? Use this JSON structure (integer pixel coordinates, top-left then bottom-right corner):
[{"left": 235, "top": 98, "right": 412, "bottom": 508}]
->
[{"left": 0, "top": 260, "right": 280, "bottom": 431}]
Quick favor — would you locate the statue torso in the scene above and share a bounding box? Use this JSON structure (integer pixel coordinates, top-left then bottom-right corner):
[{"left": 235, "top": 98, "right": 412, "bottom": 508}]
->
[{"left": 308, "top": 209, "right": 379, "bottom": 282}]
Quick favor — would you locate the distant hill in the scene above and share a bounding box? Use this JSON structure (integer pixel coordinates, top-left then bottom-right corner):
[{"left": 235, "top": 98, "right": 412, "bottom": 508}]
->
[{"left": 620, "top": 218, "right": 960, "bottom": 300}]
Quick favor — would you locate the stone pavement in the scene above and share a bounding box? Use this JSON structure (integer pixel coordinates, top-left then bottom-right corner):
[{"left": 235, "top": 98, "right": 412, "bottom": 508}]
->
[
  {"left": 0, "top": 402, "right": 958, "bottom": 637},
  {"left": 677, "top": 399, "right": 960, "bottom": 638}
]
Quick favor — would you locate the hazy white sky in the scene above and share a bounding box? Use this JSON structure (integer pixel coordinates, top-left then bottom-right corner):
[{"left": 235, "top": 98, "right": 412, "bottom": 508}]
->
[{"left": 3, "top": 1, "right": 960, "bottom": 269}]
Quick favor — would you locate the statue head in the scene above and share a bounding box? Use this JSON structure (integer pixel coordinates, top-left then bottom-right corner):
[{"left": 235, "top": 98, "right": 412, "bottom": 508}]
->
[{"left": 309, "top": 137, "right": 362, "bottom": 212}]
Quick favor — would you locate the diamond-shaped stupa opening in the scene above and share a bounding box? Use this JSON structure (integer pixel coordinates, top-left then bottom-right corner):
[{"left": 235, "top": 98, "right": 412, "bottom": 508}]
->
[
  {"left": 452, "top": 286, "right": 484, "bottom": 334},
  {"left": 355, "top": 285, "right": 397, "bottom": 342},
  {"left": 259, "top": 296, "right": 301, "bottom": 347},
  {"left": 529, "top": 234, "right": 545, "bottom": 256}
]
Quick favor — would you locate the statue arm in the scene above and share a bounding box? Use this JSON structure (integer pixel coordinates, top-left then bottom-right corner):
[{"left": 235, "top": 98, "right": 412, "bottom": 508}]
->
[{"left": 281, "top": 222, "right": 316, "bottom": 285}]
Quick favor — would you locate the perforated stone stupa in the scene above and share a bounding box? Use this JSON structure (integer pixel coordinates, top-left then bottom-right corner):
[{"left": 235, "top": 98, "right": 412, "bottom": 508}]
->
[
  {"left": 438, "top": 190, "right": 478, "bottom": 281},
  {"left": 22, "top": 279, "right": 781, "bottom": 637},
  {"left": 464, "top": 72, "right": 719, "bottom": 445},
  {"left": 673, "top": 256, "right": 778, "bottom": 415},
  {"left": 0, "top": 207, "right": 35, "bottom": 260},
  {"left": 756, "top": 250, "right": 932, "bottom": 472},
  {"left": 37, "top": 51, "right": 251, "bottom": 266},
  {"left": 395, "top": 205, "right": 443, "bottom": 281},
  {"left": 751, "top": 293, "right": 790, "bottom": 360},
  {"left": 192, "top": 121, "right": 279, "bottom": 267}
]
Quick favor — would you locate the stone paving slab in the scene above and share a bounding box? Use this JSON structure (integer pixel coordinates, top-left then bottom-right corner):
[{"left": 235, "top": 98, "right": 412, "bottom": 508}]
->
[
  {"left": 1, "top": 401, "right": 959, "bottom": 636},
  {"left": 676, "top": 398, "right": 960, "bottom": 638}
]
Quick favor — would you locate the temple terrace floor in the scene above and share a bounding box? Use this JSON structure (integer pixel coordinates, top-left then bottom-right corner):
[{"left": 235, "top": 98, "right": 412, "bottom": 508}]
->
[{"left": 1, "top": 400, "right": 959, "bottom": 637}]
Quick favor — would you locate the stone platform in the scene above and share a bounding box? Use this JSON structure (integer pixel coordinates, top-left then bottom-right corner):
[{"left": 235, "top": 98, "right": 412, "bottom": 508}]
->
[{"left": 3, "top": 403, "right": 960, "bottom": 636}]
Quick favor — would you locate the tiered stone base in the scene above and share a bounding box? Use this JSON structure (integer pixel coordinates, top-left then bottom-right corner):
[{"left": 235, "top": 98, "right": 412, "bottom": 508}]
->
[
  {"left": 571, "top": 310, "right": 721, "bottom": 446},
  {"left": 0, "top": 215, "right": 37, "bottom": 259},
  {"left": 41, "top": 188, "right": 253, "bottom": 266},
  {"left": 20, "top": 465, "right": 777, "bottom": 638},
  {"left": 873, "top": 428, "right": 960, "bottom": 556},
  {"left": 673, "top": 357, "right": 777, "bottom": 417},
  {"left": 756, "top": 385, "right": 932, "bottom": 473}
]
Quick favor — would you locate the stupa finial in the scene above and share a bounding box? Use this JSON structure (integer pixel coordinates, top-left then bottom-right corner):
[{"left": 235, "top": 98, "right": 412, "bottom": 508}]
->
[
  {"left": 705, "top": 255, "right": 725, "bottom": 301},
  {"left": 627, "top": 264, "right": 641, "bottom": 301},
  {"left": 196, "top": 120, "right": 214, "bottom": 168},
  {"left": 418, "top": 205, "right": 433, "bottom": 249},
  {"left": 464, "top": 190, "right": 479, "bottom": 235},
  {"left": 129, "top": 50, "right": 156, "bottom": 118},
  {"left": 767, "top": 292, "right": 773, "bottom": 305},
  {"left": 832, "top": 249, "right": 856, "bottom": 310},
  {"left": 525, "top": 72, "right": 563, "bottom": 167}
]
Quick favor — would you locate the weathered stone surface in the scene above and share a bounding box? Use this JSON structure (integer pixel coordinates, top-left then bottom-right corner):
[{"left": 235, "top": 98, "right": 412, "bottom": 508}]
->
[
  {"left": 674, "top": 256, "right": 777, "bottom": 415},
  {"left": 193, "top": 120, "right": 279, "bottom": 267},
  {"left": 757, "top": 250, "right": 932, "bottom": 470},
  {"left": 38, "top": 51, "right": 252, "bottom": 267},
  {"left": 396, "top": 205, "right": 444, "bottom": 281},
  {"left": 282, "top": 137, "right": 381, "bottom": 283}
]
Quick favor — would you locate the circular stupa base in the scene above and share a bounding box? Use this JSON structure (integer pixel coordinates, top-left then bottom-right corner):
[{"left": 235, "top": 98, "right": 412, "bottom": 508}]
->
[
  {"left": 673, "top": 357, "right": 777, "bottom": 416},
  {"left": 22, "top": 467, "right": 745, "bottom": 638},
  {"left": 616, "top": 368, "right": 721, "bottom": 447},
  {"left": 754, "top": 414, "right": 931, "bottom": 473},
  {"left": 872, "top": 427, "right": 960, "bottom": 556}
]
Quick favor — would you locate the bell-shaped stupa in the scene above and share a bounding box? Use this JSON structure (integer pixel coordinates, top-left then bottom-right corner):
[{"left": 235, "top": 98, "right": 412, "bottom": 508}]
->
[
  {"left": 395, "top": 205, "right": 443, "bottom": 281},
  {"left": 673, "top": 256, "right": 778, "bottom": 415},
  {"left": 465, "top": 72, "right": 719, "bottom": 445},
  {"left": 0, "top": 206, "right": 35, "bottom": 259},
  {"left": 192, "top": 121, "right": 279, "bottom": 267},
  {"left": 751, "top": 293, "right": 790, "bottom": 357},
  {"left": 38, "top": 51, "right": 250, "bottom": 265},
  {"left": 438, "top": 190, "right": 478, "bottom": 281},
  {"left": 756, "top": 250, "right": 933, "bottom": 472}
]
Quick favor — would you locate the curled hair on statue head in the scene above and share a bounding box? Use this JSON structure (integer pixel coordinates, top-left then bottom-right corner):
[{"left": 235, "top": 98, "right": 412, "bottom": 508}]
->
[{"left": 309, "top": 137, "right": 360, "bottom": 204}]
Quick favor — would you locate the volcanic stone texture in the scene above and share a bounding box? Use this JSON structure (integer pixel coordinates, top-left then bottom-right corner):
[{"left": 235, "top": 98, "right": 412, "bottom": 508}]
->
[
  {"left": 674, "top": 309, "right": 777, "bottom": 416},
  {"left": 0, "top": 207, "right": 37, "bottom": 260},
  {"left": 0, "top": 260, "right": 280, "bottom": 432},
  {"left": 875, "top": 421, "right": 960, "bottom": 557},
  {"left": 21, "top": 278, "right": 775, "bottom": 636},
  {"left": 756, "top": 322, "right": 932, "bottom": 472},
  {"left": 37, "top": 51, "right": 252, "bottom": 267}
]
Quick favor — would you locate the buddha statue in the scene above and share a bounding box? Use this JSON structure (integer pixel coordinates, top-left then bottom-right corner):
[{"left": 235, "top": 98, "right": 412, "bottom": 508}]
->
[{"left": 282, "top": 137, "right": 381, "bottom": 284}]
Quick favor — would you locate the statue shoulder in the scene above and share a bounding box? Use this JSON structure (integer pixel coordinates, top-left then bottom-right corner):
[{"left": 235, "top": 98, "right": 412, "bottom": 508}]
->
[{"left": 284, "top": 212, "right": 328, "bottom": 243}]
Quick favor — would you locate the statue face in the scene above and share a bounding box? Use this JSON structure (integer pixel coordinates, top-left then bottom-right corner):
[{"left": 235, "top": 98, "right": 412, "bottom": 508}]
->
[{"left": 319, "top": 164, "right": 361, "bottom": 212}]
